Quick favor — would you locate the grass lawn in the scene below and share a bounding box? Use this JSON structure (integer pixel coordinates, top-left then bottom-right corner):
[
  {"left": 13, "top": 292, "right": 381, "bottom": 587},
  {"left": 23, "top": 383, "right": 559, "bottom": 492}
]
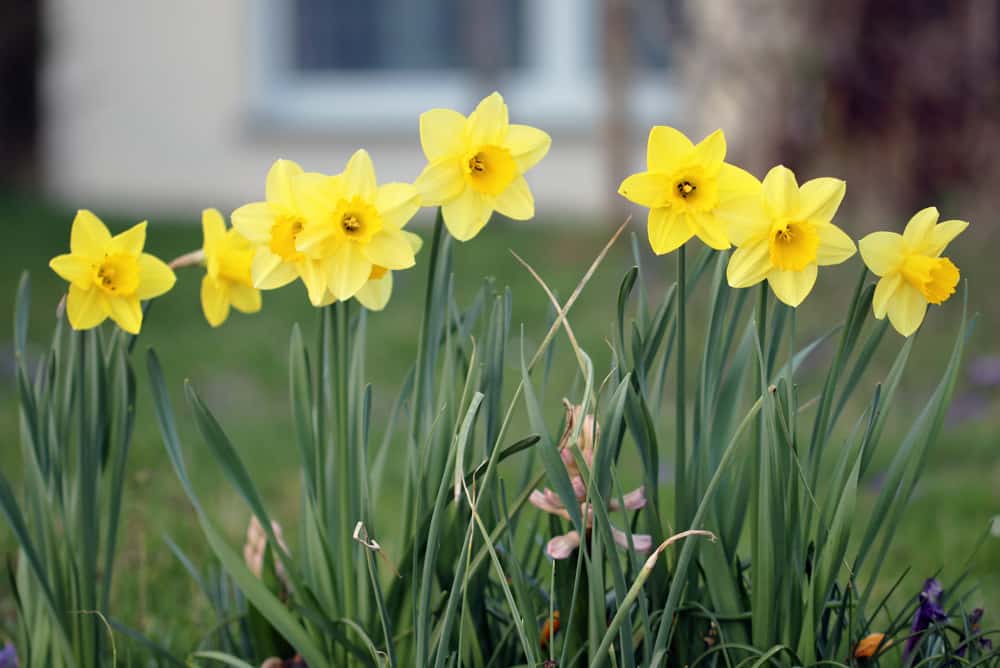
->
[{"left": 1, "top": 190, "right": 997, "bottom": 654}]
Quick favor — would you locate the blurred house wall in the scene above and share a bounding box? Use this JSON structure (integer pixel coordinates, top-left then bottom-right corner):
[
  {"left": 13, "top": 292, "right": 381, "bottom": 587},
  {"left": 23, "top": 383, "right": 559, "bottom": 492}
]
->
[{"left": 40, "top": 0, "right": 676, "bottom": 219}]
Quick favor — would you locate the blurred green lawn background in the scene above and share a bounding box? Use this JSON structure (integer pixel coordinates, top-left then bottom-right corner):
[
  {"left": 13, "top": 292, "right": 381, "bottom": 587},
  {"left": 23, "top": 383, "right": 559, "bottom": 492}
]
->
[{"left": 1, "top": 191, "right": 997, "bottom": 652}]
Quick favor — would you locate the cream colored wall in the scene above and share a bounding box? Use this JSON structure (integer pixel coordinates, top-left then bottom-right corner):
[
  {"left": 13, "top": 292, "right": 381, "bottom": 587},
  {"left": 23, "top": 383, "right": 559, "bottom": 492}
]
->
[{"left": 41, "top": 0, "right": 621, "bottom": 220}]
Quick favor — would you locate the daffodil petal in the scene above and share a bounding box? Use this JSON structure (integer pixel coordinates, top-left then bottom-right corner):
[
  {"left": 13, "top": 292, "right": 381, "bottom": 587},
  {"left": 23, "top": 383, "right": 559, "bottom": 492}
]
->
[
  {"left": 402, "top": 230, "right": 423, "bottom": 254},
  {"left": 886, "top": 281, "right": 927, "bottom": 337},
  {"left": 251, "top": 248, "right": 298, "bottom": 289},
  {"left": 716, "top": 163, "right": 761, "bottom": 200},
  {"left": 761, "top": 165, "right": 799, "bottom": 219},
  {"left": 441, "top": 187, "right": 492, "bottom": 242},
  {"left": 815, "top": 223, "right": 856, "bottom": 266},
  {"left": 902, "top": 207, "right": 939, "bottom": 249},
  {"left": 647, "top": 209, "right": 694, "bottom": 255},
  {"left": 354, "top": 272, "right": 393, "bottom": 311},
  {"left": 66, "top": 284, "right": 108, "bottom": 330},
  {"left": 231, "top": 202, "right": 275, "bottom": 244},
  {"left": 327, "top": 243, "right": 371, "bottom": 300},
  {"left": 300, "top": 258, "right": 331, "bottom": 305},
  {"left": 727, "top": 239, "right": 771, "bottom": 288},
  {"left": 690, "top": 129, "right": 726, "bottom": 171},
  {"left": 414, "top": 159, "right": 465, "bottom": 205},
  {"left": 798, "top": 178, "right": 846, "bottom": 224},
  {"left": 294, "top": 173, "right": 341, "bottom": 223},
  {"left": 872, "top": 273, "right": 901, "bottom": 319},
  {"left": 467, "top": 92, "right": 509, "bottom": 147},
  {"left": 618, "top": 171, "right": 670, "bottom": 208},
  {"left": 229, "top": 283, "right": 262, "bottom": 314},
  {"left": 375, "top": 182, "right": 421, "bottom": 229},
  {"left": 201, "top": 275, "right": 230, "bottom": 327},
  {"left": 858, "top": 231, "right": 905, "bottom": 276},
  {"left": 135, "top": 254, "right": 177, "bottom": 299},
  {"left": 342, "top": 149, "right": 377, "bottom": 199},
  {"left": 493, "top": 175, "right": 534, "bottom": 220},
  {"left": 646, "top": 126, "right": 693, "bottom": 173},
  {"left": 108, "top": 296, "right": 143, "bottom": 334},
  {"left": 265, "top": 159, "right": 304, "bottom": 208},
  {"left": 362, "top": 230, "right": 416, "bottom": 270},
  {"left": 70, "top": 210, "right": 112, "bottom": 259},
  {"left": 715, "top": 194, "right": 770, "bottom": 245},
  {"left": 689, "top": 211, "right": 730, "bottom": 250},
  {"left": 202, "top": 208, "right": 227, "bottom": 248},
  {"left": 506, "top": 124, "right": 551, "bottom": 172},
  {"left": 294, "top": 220, "right": 331, "bottom": 256},
  {"left": 767, "top": 263, "right": 817, "bottom": 307},
  {"left": 50, "top": 254, "right": 93, "bottom": 289},
  {"left": 110, "top": 221, "right": 147, "bottom": 256},
  {"left": 927, "top": 219, "right": 968, "bottom": 257},
  {"left": 420, "top": 108, "right": 467, "bottom": 162}
]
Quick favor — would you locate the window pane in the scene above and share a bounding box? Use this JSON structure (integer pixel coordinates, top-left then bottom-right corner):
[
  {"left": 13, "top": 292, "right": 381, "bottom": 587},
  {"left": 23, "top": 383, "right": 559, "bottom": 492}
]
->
[{"left": 293, "top": 0, "right": 526, "bottom": 71}]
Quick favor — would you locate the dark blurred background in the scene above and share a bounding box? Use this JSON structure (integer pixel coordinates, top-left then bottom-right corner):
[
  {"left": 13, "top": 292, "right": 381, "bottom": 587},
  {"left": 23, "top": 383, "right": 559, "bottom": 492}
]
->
[{"left": 0, "top": 0, "right": 998, "bottom": 645}]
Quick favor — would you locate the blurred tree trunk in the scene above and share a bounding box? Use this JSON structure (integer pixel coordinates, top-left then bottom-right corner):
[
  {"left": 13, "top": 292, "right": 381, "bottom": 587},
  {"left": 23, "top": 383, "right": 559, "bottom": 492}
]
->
[{"left": 0, "top": 0, "right": 40, "bottom": 186}]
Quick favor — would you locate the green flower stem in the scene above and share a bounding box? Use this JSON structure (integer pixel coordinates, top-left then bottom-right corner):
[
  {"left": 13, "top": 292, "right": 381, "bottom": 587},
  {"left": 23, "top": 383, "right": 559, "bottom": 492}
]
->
[{"left": 675, "top": 245, "right": 687, "bottom": 531}]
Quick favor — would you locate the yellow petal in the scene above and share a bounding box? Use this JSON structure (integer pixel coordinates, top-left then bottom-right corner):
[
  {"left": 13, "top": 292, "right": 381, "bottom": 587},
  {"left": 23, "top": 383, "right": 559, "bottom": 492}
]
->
[
  {"left": 727, "top": 239, "right": 771, "bottom": 288},
  {"left": 689, "top": 212, "right": 730, "bottom": 250},
  {"left": 108, "top": 296, "right": 143, "bottom": 334},
  {"left": 231, "top": 202, "right": 276, "bottom": 244},
  {"left": 467, "top": 92, "right": 509, "bottom": 147},
  {"left": 872, "top": 273, "right": 901, "bottom": 319},
  {"left": 441, "top": 187, "right": 492, "bottom": 241},
  {"left": 761, "top": 165, "right": 799, "bottom": 219},
  {"left": 858, "top": 231, "right": 905, "bottom": 276},
  {"left": 342, "top": 149, "right": 378, "bottom": 199},
  {"left": 265, "top": 159, "right": 304, "bottom": 208},
  {"left": 798, "top": 178, "right": 846, "bottom": 224},
  {"left": 402, "top": 230, "right": 423, "bottom": 254},
  {"left": 327, "top": 243, "right": 371, "bottom": 300},
  {"left": 294, "top": 218, "right": 332, "bottom": 257},
  {"left": 419, "top": 108, "right": 468, "bottom": 162},
  {"left": 354, "top": 272, "right": 393, "bottom": 311},
  {"left": 815, "top": 223, "right": 856, "bottom": 266},
  {"left": 252, "top": 247, "right": 298, "bottom": 289},
  {"left": 493, "top": 175, "right": 534, "bottom": 220},
  {"left": 902, "top": 207, "right": 939, "bottom": 249},
  {"left": 229, "top": 283, "right": 262, "bottom": 314},
  {"left": 70, "top": 210, "right": 112, "bottom": 258},
  {"left": 50, "top": 254, "right": 93, "bottom": 289},
  {"left": 618, "top": 171, "right": 670, "bottom": 208},
  {"left": 716, "top": 163, "right": 761, "bottom": 200},
  {"left": 201, "top": 275, "right": 230, "bottom": 327},
  {"left": 202, "top": 208, "right": 227, "bottom": 249},
  {"left": 301, "top": 258, "right": 331, "bottom": 306},
  {"left": 646, "top": 126, "right": 693, "bottom": 173},
  {"left": 414, "top": 159, "right": 465, "bottom": 205},
  {"left": 927, "top": 219, "right": 968, "bottom": 257},
  {"left": 886, "top": 281, "right": 927, "bottom": 337},
  {"left": 767, "top": 263, "right": 817, "bottom": 307},
  {"left": 647, "top": 209, "right": 694, "bottom": 255},
  {"left": 375, "top": 182, "right": 421, "bottom": 229},
  {"left": 361, "top": 230, "right": 416, "bottom": 270},
  {"left": 294, "top": 172, "right": 342, "bottom": 223},
  {"left": 689, "top": 129, "right": 726, "bottom": 170},
  {"left": 109, "top": 221, "right": 147, "bottom": 256},
  {"left": 715, "top": 194, "right": 770, "bottom": 245},
  {"left": 506, "top": 124, "right": 551, "bottom": 172},
  {"left": 135, "top": 254, "right": 177, "bottom": 300},
  {"left": 66, "top": 284, "right": 108, "bottom": 330}
]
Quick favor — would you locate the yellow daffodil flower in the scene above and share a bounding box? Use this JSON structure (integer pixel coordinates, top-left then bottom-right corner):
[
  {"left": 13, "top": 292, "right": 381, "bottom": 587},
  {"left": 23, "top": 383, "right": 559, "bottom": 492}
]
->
[
  {"left": 353, "top": 230, "right": 423, "bottom": 311},
  {"left": 293, "top": 149, "right": 421, "bottom": 304},
  {"left": 618, "top": 126, "right": 759, "bottom": 254},
  {"left": 414, "top": 91, "right": 551, "bottom": 241},
  {"left": 859, "top": 207, "right": 966, "bottom": 336},
  {"left": 49, "top": 210, "right": 175, "bottom": 334},
  {"left": 718, "top": 165, "right": 856, "bottom": 307},
  {"left": 231, "top": 159, "right": 312, "bottom": 293},
  {"left": 200, "top": 208, "right": 262, "bottom": 327}
]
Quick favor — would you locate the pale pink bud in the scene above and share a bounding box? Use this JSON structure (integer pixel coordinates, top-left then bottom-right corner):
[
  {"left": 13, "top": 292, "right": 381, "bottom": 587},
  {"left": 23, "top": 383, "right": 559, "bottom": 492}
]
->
[
  {"left": 611, "top": 527, "right": 653, "bottom": 553},
  {"left": 546, "top": 531, "right": 581, "bottom": 559}
]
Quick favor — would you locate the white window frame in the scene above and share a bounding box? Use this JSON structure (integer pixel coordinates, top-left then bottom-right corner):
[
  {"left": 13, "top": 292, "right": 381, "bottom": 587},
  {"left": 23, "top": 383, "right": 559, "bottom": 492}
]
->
[{"left": 247, "top": 0, "right": 677, "bottom": 133}]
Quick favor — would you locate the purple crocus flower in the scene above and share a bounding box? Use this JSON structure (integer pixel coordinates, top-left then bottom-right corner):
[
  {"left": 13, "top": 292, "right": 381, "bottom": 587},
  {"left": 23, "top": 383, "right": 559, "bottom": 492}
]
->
[
  {"left": 904, "top": 578, "right": 949, "bottom": 659},
  {"left": 956, "top": 608, "right": 993, "bottom": 657},
  {"left": 0, "top": 643, "right": 18, "bottom": 668}
]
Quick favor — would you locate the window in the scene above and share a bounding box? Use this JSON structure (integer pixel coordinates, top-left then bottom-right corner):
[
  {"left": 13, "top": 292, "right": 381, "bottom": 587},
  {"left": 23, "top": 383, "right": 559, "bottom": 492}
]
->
[{"left": 248, "top": 0, "right": 677, "bottom": 132}]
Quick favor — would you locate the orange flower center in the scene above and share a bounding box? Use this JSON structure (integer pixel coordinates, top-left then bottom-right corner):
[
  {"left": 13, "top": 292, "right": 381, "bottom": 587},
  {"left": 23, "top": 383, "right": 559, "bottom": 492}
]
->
[
  {"left": 901, "top": 255, "right": 959, "bottom": 305},
  {"left": 269, "top": 214, "right": 305, "bottom": 261},
  {"left": 769, "top": 220, "right": 819, "bottom": 271},
  {"left": 464, "top": 144, "right": 517, "bottom": 196},
  {"left": 93, "top": 254, "right": 139, "bottom": 295}
]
